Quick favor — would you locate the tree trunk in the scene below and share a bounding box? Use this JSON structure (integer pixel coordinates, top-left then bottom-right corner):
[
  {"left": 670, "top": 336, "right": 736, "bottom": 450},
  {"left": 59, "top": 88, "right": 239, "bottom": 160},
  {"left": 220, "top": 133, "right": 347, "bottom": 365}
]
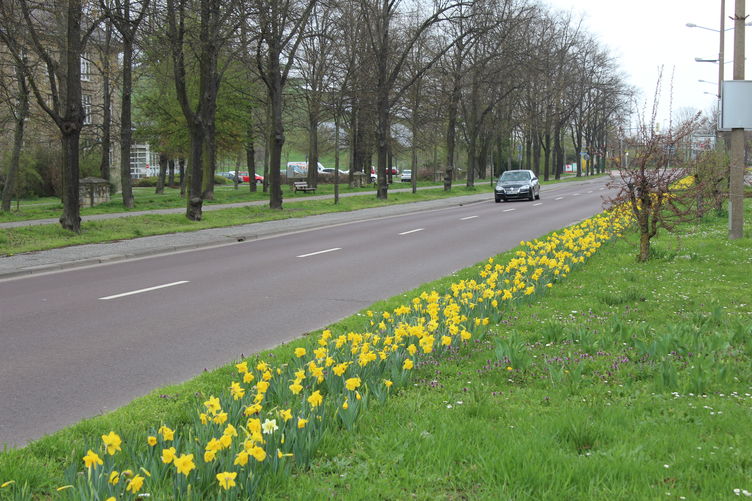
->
[
  {"left": 245, "top": 115, "right": 256, "bottom": 193},
  {"left": 268, "top": 56, "right": 284, "bottom": 209},
  {"left": 186, "top": 126, "right": 204, "bottom": 220},
  {"left": 444, "top": 74, "right": 460, "bottom": 191},
  {"left": 638, "top": 231, "right": 651, "bottom": 262},
  {"left": 58, "top": 1, "right": 84, "bottom": 233},
  {"left": 246, "top": 140, "right": 257, "bottom": 193},
  {"left": 553, "top": 126, "right": 563, "bottom": 180},
  {"left": 120, "top": 35, "right": 135, "bottom": 209},
  {"left": 179, "top": 158, "right": 186, "bottom": 196},
  {"left": 99, "top": 18, "right": 112, "bottom": 183},
  {"left": 2, "top": 59, "right": 29, "bottom": 212},
  {"left": 542, "top": 132, "right": 551, "bottom": 181},
  {"left": 168, "top": 159, "right": 175, "bottom": 186},
  {"left": 156, "top": 152, "right": 168, "bottom": 193},
  {"left": 334, "top": 115, "right": 340, "bottom": 204},
  {"left": 306, "top": 104, "right": 319, "bottom": 188},
  {"left": 60, "top": 127, "right": 82, "bottom": 232}
]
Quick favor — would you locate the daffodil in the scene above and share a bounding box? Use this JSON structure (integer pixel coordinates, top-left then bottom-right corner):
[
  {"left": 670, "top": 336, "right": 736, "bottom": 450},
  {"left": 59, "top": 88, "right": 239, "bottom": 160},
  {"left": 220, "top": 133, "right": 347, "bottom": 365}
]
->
[
  {"left": 217, "top": 471, "right": 237, "bottom": 490},
  {"left": 203, "top": 396, "right": 222, "bottom": 415},
  {"left": 82, "top": 450, "right": 103, "bottom": 469},
  {"left": 174, "top": 453, "right": 195, "bottom": 476},
  {"left": 297, "top": 417, "right": 309, "bottom": 429},
  {"left": 126, "top": 475, "right": 144, "bottom": 494},
  {"left": 234, "top": 450, "right": 249, "bottom": 466},
  {"left": 108, "top": 471, "right": 120, "bottom": 485},
  {"left": 249, "top": 445, "right": 267, "bottom": 462},
  {"left": 101, "top": 431, "right": 122, "bottom": 456},
  {"left": 158, "top": 425, "right": 174, "bottom": 441},
  {"left": 230, "top": 381, "right": 245, "bottom": 400},
  {"left": 345, "top": 376, "right": 361, "bottom": 391},
  {"left": 147, "top": 435, "right": 157, "bottom": 446},
  {"left": 161, "top": 447, "right": 177, "bottom": 464},
  {"left": 289, "top": 380, "right": 303, "bottom": 394},
  {"left": 307, "top": 390, "right": 323, "bottom": 407},
  {"left": 262, "top": 418, "right": 278, "bottom": 434}
]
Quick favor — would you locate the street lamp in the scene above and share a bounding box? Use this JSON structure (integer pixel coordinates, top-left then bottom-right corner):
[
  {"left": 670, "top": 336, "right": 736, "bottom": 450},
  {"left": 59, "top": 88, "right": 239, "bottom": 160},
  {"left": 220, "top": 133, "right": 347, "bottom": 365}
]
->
[{"left": 687, "top": 2, "right": 726, "bottom": 99}]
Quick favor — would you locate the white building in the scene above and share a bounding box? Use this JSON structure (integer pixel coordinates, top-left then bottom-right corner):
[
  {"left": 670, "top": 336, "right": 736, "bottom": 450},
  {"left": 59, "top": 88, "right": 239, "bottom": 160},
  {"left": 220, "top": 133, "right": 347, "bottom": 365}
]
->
[{"left": 130, "top": 143, "right": 160, "bottom": 179}]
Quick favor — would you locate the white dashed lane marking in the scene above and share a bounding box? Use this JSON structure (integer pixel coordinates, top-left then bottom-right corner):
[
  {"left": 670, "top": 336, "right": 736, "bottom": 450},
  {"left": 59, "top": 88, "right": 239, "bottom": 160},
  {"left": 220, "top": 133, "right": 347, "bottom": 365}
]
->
[
  {"left": 297, "top": 248, "right": 342, "bottom": 258},
  {"left": 99, "top": 281, "right": 190, "bottom": 300}
]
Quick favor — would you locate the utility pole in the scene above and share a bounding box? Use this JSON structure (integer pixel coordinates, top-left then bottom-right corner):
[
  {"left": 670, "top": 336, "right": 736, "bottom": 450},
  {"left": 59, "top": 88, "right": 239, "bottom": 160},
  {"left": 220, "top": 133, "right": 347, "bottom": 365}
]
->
[{"left": 729, "top": 0, "right": 745, "bottom": 239}]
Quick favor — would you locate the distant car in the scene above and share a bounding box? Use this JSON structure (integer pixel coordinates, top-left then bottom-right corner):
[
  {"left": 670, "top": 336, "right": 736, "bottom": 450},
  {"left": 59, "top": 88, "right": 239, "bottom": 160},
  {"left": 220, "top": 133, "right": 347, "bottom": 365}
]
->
[
  {"left": 370, "top": 166, "right": 399, "bottom": 182},
  {"left": 217, "top": 171, "right": 238, "bottom": 182},
  {"left": 495, "top": 169, "right": 540, "bottom": 202},
  {"left": 400, "top": 169, "right": 412, "bottom": 182},
  {"left": 238, "top": 171, "right": 264, "bottom": 184}
]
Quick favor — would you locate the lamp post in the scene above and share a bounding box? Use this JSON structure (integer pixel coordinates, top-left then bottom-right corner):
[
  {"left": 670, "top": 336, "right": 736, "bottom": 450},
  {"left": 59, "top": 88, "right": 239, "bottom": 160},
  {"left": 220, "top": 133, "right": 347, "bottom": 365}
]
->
[
  {"left": 687, "top": 1, "right": 725, "bottom": 99},
  {"left": 729, "top": 0, "right": 745, "bottom": 239}
]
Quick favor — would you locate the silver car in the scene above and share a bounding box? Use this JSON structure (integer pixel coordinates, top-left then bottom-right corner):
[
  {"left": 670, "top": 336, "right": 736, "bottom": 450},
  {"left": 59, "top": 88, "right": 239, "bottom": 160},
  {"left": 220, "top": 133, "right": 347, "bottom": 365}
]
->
[{"left": 495, "top": 170, "right": 540, "bottom": 202}]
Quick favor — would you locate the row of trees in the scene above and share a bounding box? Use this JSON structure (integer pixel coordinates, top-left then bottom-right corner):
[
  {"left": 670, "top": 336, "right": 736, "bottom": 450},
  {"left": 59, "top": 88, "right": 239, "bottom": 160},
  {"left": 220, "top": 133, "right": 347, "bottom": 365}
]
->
[{"left": 0, "top": 0, "right": 631, "bottom": 232}]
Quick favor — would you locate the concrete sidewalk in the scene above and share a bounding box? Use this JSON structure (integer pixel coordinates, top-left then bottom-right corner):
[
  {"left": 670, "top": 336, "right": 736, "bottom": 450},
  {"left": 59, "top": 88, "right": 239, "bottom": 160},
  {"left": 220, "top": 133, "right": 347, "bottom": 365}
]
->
[{"left": 0, "top": 192, "right": 489, "bottom": 280}]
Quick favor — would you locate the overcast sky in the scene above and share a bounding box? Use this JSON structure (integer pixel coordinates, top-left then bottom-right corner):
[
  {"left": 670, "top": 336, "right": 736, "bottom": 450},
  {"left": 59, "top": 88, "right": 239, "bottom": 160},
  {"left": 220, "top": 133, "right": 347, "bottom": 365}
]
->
[{"left": 543, "top": 0, "right": 750, "bottom": 127}]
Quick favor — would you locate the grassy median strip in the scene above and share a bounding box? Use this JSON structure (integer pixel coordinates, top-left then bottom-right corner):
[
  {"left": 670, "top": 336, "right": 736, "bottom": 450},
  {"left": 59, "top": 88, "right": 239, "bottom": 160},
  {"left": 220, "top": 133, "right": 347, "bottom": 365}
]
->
[
  {"left": 0, "top": 204, "right": 749, "bottom": 499},
  {"left": 0, "top": 186, "right": 484, "bottom": 255}
]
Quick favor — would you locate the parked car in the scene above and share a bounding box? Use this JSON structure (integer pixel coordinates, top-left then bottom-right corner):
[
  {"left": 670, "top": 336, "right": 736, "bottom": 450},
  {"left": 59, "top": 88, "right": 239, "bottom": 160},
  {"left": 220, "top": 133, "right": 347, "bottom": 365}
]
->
[
  {"left": 370, "top": 166, "right": 399, "bottom": 182},
  {"left": 400, "top": 169, "right": 412, "bottom": 182},
  {"left": 238, "top": 171, "right": 264, "bottom": 184},
  {"left": 494, "top": 169, "right": 540, "bottom": 202},
  {"left": 217, "top": 171, "right": 239, "bottom": 182}
]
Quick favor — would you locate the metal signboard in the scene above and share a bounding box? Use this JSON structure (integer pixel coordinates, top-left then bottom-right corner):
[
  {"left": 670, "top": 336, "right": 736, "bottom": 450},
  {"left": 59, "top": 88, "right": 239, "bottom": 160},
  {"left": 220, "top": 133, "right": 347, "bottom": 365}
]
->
[{"left": 720, "top": 80, "right": 752, "bottom": 131}]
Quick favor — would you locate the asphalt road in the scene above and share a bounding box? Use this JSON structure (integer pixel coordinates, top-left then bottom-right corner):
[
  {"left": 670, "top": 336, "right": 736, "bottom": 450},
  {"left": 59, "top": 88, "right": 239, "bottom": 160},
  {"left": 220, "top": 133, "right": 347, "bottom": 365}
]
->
[{"left": 0, "top": 177, "right": 613, "bottom": 447}]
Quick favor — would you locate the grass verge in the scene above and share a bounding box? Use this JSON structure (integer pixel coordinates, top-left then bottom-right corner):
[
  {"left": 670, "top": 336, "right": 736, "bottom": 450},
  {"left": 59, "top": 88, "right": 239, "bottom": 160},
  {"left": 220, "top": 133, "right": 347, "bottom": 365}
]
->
[
  {"left": 0, "top": 186, "right": 483, "bottom": 255},
  {"left": 1, "top": 203, "right": 748, "bottom": 500}
]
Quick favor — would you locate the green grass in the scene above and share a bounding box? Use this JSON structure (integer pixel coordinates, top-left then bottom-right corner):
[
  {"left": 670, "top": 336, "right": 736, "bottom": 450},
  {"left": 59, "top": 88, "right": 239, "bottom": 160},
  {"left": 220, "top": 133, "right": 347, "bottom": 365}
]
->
[
  {"left": 1, "top": 203, "right": 749, "bottom": 500},
  {"left": 0, "top": 186, "right": 484, "bottom": 255}
]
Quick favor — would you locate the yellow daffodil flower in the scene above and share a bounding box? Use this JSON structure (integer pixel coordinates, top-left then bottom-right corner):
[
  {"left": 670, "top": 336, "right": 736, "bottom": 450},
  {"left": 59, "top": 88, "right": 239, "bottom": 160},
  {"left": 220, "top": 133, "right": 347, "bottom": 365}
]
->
[
  {"left": 173, "top": 453, "right": 195, "bottom": 476},
  {"left": 82, "top": 450, "right": 103, "bottom": 469},
  {"left": 101, "top": 431, "right": 122, "bottom": 456}
]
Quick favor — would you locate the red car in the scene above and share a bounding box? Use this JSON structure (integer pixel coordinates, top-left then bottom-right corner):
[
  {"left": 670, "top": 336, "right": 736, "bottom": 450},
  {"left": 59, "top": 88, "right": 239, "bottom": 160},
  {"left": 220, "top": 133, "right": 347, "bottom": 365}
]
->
[
  {"left": 370, "top": 166, "right": 399, "bottom": 180},
  {"left": 238, "top": 172, "right": 264, "bottom": 184}
]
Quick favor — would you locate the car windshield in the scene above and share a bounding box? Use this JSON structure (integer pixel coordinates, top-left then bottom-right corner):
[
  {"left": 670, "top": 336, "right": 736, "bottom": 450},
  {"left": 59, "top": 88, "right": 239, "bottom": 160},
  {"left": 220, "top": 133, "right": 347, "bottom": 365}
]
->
[{"left": 500, "top": 171, "right": 531, "bottom": 182}]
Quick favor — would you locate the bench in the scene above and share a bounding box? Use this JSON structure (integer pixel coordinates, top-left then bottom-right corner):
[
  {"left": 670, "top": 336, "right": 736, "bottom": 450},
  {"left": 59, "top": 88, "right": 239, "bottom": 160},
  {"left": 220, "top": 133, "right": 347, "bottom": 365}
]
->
[{"left": 292, "top": 181, "right": 316, "bottom": 193}]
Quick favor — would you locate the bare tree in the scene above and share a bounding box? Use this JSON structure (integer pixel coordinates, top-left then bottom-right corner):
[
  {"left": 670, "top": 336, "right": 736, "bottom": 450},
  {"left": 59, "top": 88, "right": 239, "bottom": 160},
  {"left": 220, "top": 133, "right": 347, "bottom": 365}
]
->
[
  {"left": 250, "top": 0, "right": 317, "bottom": 209},
  {"left": 0, "top": 0, "right": 102, "bottom": 232},
  {"left": 607, "top": 83, "right": 704, "bottom": 262},
  {"left": 165, "top": 0, "right": 236, "bottom": 220},
  {"left": 0, "top": 48, "right": 30, "bottom": 211},
  {"left": 102, "top": 0, "right": 150, "bottom": 208},
  {"left": 361, "top": 0, "right": 468, "bottom": 199}
]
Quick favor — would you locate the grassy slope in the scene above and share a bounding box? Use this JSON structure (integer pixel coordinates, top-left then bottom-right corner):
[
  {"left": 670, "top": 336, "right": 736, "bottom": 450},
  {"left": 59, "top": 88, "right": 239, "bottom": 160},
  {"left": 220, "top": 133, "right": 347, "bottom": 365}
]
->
[
  {"left": 265, "top": 208, "right": 752, "bottom": 500},
  {"left": 1, "top": 201, "right": 748, "bottom": 500}
]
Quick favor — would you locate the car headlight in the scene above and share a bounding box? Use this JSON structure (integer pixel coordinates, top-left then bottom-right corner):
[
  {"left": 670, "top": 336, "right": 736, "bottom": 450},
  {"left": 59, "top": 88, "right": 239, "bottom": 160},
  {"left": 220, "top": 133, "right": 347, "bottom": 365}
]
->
[
  {"left": 520, "top": 185, "right": 530, "bottom": 191},
  {"left": 496, "top": 186, "right": 505, "bottom": 192}
]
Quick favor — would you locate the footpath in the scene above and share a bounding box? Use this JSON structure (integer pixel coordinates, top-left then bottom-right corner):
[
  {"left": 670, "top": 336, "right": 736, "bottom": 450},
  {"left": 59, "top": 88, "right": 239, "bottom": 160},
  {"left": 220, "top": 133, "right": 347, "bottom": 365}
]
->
[{"left": 0, "top": 189, "right": 490, "bottom": 280}]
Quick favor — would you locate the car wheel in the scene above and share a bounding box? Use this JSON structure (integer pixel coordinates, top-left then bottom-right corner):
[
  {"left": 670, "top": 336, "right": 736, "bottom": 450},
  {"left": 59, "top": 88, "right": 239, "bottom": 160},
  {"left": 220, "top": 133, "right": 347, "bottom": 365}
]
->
[
  {"left": 528, "top": 191, "right": 534, "bottom": 201},
  {"left": 495, "top": 197, "right": 501, "bottom": 203},
  {"left": 535, "top": 191, "right": 540, "bottom": 200}
]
